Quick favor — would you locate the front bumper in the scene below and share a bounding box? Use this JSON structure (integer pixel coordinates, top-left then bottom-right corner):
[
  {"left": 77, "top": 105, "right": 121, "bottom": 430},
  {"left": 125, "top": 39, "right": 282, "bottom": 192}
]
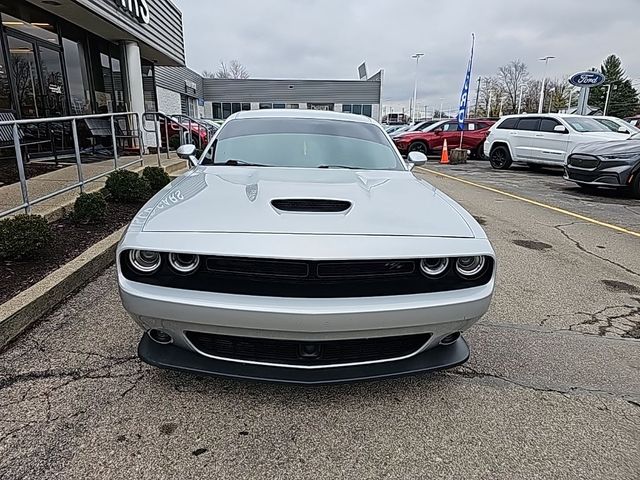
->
[
  {"left": 564, "top": 162, "right": 637, "bottom": 187},
  {"left": 138, "top": 333, "right": 470, "bottom": 384},
  {"left": 120, "top": 274, "right": 492, "bottom": 380}
]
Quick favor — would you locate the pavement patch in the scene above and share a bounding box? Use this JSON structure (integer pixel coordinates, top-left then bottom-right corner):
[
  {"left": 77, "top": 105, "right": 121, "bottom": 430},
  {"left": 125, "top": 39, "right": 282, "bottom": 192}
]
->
[
  {"left": 512, "top": 239, "right": 553, "bottom": 251},
  {"left": 601, "top": 280, "right": 640, "bottom": 294}
]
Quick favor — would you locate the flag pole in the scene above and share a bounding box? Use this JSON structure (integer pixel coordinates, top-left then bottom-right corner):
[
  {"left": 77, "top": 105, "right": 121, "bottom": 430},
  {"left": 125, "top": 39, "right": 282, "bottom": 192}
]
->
[{"left": 458, "top": 33, "right": 475, "bottom": 150}]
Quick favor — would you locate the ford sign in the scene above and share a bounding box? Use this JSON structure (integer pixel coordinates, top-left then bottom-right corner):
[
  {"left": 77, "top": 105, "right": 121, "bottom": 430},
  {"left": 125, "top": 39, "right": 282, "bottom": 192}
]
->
[{"left": 569, "top": 71, "right": 606, "bottom": 88}]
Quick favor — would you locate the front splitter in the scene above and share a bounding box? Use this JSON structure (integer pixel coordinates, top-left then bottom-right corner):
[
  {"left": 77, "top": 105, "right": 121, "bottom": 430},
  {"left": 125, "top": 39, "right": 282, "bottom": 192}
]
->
[{"left": 138, "top": 334, "right": 470, "bottom": 385}]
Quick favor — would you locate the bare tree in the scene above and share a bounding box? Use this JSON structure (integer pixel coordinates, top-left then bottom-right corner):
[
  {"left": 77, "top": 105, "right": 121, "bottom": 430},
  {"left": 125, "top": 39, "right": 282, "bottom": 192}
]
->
[
  {"left": 496, "top": 60, "right": 530, "bottom": 114},
  {"left": 215, "top": 60, "right": 250, "bottom": 79},
  {"left": 202, "top": 70, "right": 216, "bottom": 79},
  {"left": 477, "top": 77, "right": 504, "bottom": 117}
]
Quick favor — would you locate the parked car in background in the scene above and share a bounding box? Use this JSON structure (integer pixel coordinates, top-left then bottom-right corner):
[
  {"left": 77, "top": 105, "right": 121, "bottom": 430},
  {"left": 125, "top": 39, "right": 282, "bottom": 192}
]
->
[
  {"left": 159, "top": 116, "right": 216, "bottom": 151},
  {"left": 565, "top": 132, "right": 640, "bottom": 197},
  {"left": 624, "top": 115, "right": 640, "bottom": 128},
  {"left": 593, "top": 116, "right": 640, "bottom": 135},
  {"left": 485, "top": 114, "right": 631, "bottom": 170},
  {"left": 384, "top": 125, "right": 405, "bottom": 135},
  {"left": 393, "top": 119, "right": 495, "bottom": 158},
  {"left": 118, "top": 110, "right": 496, "bottom": 383}
]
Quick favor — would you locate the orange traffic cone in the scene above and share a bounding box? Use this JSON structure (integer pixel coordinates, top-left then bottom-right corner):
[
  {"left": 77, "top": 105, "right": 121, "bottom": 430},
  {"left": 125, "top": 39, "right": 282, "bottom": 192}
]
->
[{"left": 440, "top": 139, "right": 450, "bottom": 164}]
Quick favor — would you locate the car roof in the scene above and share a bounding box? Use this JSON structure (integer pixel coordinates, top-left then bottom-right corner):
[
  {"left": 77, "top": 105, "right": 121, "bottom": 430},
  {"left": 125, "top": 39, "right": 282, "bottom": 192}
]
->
[{"left": 229, "top": 109, "right": 377, "bottom": 125}]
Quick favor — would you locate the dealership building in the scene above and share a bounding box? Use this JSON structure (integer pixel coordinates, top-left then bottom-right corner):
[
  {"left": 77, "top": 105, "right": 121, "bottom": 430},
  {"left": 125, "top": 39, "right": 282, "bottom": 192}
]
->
[{"left": 0, "top": 0, "right": 383, "bottom": 156}]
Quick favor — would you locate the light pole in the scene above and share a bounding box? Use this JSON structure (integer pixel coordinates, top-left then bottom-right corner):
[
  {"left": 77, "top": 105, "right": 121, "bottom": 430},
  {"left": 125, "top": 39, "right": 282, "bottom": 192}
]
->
[
  {"left": 518, "top": 85, "right": 526, "bottom": 114},
  {"left": 603, "top": 83, "right": 618, "bottom": 116},
  {"left": 487, "top": 92, "right": 493, "bottom": 118},
  {"left": 439, "top": 98, "right": 444, "bottom": 119},
  {"left": 474, "top": 77, "right": 482, "bottom": 118},
  {"left": 538, "top": 55, "right": 556, "bottom": 114},
  {"left": 567, "top": 88, "right": 578, "bottom": 113},
  {"left": 411, "top": 53, "right": 424, "bottom": 123}
]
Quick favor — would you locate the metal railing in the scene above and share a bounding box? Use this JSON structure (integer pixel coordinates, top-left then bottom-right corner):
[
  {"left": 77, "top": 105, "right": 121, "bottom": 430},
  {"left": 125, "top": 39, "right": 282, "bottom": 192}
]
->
[
  {"left": 0, "top": 112, "right": 144, "bottom": 219},
  {"left": 142, "top": 112, "right": 216, "bottom": 165}
]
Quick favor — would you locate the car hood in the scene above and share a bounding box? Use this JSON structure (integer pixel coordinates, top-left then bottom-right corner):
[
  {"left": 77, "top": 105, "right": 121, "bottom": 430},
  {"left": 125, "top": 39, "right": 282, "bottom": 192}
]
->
[
  {"left": 138, "top": 167, "right": 475, "bottom": 238},
  {"left": 572, "top": 138, "right": 640, "bottom": 157}
]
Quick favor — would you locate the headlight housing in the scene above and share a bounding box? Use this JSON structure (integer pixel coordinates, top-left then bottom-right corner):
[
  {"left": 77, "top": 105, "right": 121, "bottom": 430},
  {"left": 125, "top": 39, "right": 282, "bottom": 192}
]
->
[
  {"left": 601, "top": 153, "right": 639, "bottom": 161},
  {"left": 419, "top": 258, "right": 450, "bottom": 277},
  {"left": 128, "top": 250, "right": 161, "bottom": 274},
  {"left": 456, "top": 256, "right": 487, "bottom": 278},
  {"left": 168, "top": 253, "right": 200, "bottom": 274}
]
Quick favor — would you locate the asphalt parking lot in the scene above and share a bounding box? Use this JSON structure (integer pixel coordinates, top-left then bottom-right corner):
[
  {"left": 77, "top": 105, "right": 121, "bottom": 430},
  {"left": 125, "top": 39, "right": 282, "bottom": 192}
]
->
[{"left": 1, "top": 161, "right": 639, "bottom": 479}]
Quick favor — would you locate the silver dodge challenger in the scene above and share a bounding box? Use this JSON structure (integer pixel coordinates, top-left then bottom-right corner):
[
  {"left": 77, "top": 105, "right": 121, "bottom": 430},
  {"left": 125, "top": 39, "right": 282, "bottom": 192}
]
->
[{"left": 117, "top": 110, "right": 496, "bottom": 384}]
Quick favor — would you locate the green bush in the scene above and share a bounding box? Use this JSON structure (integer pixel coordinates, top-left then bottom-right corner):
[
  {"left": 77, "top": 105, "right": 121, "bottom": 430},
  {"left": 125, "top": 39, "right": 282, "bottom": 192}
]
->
[
  {"left": 73, "top": 192, "right": 107, "bottom": 224},
  {"left": 142, "top": 167, "right": 171, "bottom": 193},
  {"left": 0, "top": 215, "right": 52, "bottom": 260},
  {"left": 104, "top": 170, "right": 150, "bottom": 203}
]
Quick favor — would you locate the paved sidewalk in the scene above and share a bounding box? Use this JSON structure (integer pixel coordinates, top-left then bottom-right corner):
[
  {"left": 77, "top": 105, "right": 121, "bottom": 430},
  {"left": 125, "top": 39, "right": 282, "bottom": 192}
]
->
[{"left": 0, "top": 153, "right": 186, "bottom": 221}]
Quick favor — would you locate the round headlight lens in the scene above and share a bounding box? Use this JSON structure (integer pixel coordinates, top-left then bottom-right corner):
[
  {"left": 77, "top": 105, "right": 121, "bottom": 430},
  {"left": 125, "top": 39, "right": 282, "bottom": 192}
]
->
[
  {"left": 456, "top": 256, "right": 486, "bottom": 278},
  {"left": 420, "top": 257, "right": 450, "bottom": 277},
  {"left": 129, "top": 250, "right": 161, "bottom": 274},
  {"left": 168, "top": 253, "right": 200, "bottom": 274}
]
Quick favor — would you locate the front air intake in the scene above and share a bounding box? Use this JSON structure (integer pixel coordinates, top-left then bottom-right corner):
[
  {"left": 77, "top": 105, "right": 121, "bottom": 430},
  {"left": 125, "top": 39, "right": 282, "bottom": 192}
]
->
[{"left": 271, "top": 199, "right": 352, "bottom": 213}]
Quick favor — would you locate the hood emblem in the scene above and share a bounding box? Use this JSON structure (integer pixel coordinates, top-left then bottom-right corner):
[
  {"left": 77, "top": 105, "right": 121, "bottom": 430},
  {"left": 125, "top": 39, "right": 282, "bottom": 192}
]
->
[{"left": 246, "top": 184, "right": 259, "bottom": 202}]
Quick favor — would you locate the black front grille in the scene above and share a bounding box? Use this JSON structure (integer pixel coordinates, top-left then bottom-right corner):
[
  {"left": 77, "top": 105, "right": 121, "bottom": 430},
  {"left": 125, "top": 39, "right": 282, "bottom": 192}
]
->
[
  {"left": 271, "top": 199, "right": 351, "bottom": 212},
  {"left": 120, "top": 254, "right": 494, "bottom": 298},
  {"left": 566, "top": 171, "right": 598, "bottom": 182},
  {"left": 186, "top": 332, "right": 431, "bottom": 366},
  {"left": 568, "top": 154, "right": 599, "bottom": 169}
]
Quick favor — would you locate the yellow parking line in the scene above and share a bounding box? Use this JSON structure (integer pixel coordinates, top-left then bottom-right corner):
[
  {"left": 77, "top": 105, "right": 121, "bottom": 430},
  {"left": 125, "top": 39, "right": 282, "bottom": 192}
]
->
[{"left": 418, "top": 167, "right": 640, "bottom": 239}]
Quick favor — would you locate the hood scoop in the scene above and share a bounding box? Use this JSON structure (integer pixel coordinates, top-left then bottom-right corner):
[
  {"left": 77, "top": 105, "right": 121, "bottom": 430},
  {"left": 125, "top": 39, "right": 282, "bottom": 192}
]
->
[{"left": 271, "top": 198, "right": 352, "bottom": 213}]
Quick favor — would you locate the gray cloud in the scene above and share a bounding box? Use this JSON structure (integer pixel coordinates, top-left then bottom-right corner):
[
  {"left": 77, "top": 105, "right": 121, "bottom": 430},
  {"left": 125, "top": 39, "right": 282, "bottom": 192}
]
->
[{"left": 173, "top": 0, "right": 640, "bottom": 112}]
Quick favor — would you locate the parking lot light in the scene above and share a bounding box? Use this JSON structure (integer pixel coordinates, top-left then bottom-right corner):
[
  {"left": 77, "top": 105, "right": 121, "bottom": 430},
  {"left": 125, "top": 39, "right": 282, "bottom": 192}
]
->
[{"left": 538, "top": 56, "right": 556, "bottom": 114}]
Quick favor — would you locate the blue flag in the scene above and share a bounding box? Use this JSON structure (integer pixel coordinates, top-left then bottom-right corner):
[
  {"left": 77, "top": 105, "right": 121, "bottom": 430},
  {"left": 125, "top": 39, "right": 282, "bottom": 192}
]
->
[{"left": 457, "top": 34, "right": 475, "bottom": 131}]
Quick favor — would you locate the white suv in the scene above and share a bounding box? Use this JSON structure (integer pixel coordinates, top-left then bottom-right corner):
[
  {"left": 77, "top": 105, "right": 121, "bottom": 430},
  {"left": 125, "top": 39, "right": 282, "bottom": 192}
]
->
[{"left": 484, "top": 114, "right": 629, "bottom": 170}]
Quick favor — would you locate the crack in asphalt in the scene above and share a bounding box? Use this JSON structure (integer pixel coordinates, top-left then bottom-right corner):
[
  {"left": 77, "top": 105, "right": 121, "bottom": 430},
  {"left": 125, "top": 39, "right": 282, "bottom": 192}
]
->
[
  {"left": 449, "top": 366, "right": 640, "bottom": 422},
  {"left": 554, "top": 223, "right": 640, "bottom": 278}
]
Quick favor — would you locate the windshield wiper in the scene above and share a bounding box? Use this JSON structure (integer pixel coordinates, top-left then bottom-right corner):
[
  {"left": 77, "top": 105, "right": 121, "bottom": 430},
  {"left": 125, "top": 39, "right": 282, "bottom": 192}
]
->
[
  {"left": 317, "top": 165, "right": 361, "bottom": 170},
  {"left": 222, "top": 159, "right": 271, "bottom": 167}
]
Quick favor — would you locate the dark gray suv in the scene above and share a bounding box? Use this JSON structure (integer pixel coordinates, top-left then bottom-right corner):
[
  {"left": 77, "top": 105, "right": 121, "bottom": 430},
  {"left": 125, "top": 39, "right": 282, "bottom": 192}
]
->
[{"left": 565, "top": 133, "right": 640, "bottom": 197}]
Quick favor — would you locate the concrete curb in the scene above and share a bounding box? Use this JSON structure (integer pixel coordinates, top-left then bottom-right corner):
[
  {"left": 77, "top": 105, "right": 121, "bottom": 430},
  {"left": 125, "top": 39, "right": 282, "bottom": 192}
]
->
[{"left": 0, "top": 226, "right": 126, "bottom": 349}]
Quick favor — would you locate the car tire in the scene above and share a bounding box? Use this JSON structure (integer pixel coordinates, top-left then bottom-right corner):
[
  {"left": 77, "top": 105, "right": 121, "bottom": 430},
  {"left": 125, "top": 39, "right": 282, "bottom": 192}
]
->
[
  {"left": 631, "top": 173, "right": 640, "bottom": 199},
  {"left": 409, "top": 142, "right": 429, "bottom": 156},
  {"left": 473, "top": 143, "right": 485, "bottom": 160},
  {"left": 490, "top": 145, "right": 512, "bottom": 170}
]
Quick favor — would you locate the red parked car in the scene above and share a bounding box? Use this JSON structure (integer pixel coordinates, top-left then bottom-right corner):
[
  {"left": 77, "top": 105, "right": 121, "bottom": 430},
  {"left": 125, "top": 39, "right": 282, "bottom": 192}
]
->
[{"left": 393, "top": 119, "right": 495, "bottom": 158}]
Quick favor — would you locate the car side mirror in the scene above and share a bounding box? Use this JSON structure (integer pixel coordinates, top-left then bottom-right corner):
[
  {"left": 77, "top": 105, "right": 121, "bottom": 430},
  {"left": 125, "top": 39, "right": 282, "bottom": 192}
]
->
[
  {"left": 434, "top": 128, "right": 443, "bottom": 134},
  {"left": 617, "top": 126, "right": 629, "bottom": 134},
  {"left": 407, "top": 151, "right": 427, "bottom": 169},
  {"left": 553, "top": 125, "right": 568, "bottom": 134},
  {"left": 176, "top": 144, "right": 198, "bottom": 168}
]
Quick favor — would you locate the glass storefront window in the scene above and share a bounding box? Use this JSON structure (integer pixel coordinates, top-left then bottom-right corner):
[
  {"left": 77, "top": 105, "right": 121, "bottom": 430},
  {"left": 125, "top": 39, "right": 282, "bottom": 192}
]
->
[
  {"left": 7, "top": 36, "right": 41, "bottom": 118},
  {"left": 38, "top": 45, "right": 66, "bottom": 116},
  {"left": 0, "top": 36, "right": 11, "bottom": 110},
  {"left": 142, "top": 63, "right": 157, "bottom": 112},
  {"left": 62, "top": 36, "right": 92, "bottom": 114},
  {"left": 111, "top": 57, "right": 125, "bottom": 112}
]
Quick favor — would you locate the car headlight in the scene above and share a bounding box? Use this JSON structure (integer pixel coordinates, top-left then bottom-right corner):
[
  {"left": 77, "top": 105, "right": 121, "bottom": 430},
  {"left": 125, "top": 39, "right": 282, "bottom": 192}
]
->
[
  {"left": 168, "top": 253, "right": 200, "bottom": 274},
  {"left": 601, "top": 153, "right": 639, "bottom": 160},
  {"left": 420, "top": 258, "right": 450, "bottom": 277},
  {"left": 129, "top": 250, "right": 161, "bottom": 274},
  {"left": 455, "top": 256, "right": 487, "bottom": 278}
]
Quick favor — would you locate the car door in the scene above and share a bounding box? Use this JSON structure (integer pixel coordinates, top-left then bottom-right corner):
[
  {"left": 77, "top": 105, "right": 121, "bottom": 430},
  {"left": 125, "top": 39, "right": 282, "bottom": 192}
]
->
[
  {"left": 511, "top": 117, "right": 541, "bottom": 162},
  {"left": 532, "top": 118, "right": 571, "bottom": 164}
]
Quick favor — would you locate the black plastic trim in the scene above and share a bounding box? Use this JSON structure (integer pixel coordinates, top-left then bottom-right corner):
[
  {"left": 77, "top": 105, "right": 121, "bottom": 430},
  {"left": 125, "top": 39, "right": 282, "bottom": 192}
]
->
[{"left": 137, "top": 334, "right": 470, "bottom": 385}]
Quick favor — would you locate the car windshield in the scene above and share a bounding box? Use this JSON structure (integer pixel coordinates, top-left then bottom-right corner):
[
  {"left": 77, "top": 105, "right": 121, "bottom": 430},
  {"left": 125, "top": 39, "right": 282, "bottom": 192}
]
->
[
  {"left": 564, "top": 117, "right": 613, "bottom": 133},
  {"left": 201, "top": 118, "right": 404, "bottom": 170}
]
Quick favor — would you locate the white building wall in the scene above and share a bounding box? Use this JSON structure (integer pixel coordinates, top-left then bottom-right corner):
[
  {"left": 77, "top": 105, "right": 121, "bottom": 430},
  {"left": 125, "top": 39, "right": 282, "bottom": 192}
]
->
[
  {"left": 372, "top": 104, "right": 381, "bottom": 122},
  {"left": 204, "top": 102, "right": 213, "bottom": 118},
  {"left": 156, "top": 86, "right": 182, "bottom": 115}
]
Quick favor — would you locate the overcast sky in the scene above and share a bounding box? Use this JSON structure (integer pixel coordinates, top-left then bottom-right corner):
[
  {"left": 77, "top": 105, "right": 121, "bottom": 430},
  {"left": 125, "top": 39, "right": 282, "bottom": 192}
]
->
[{"left": 173, "top": 0, "right": 640, "bottom": 113}]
